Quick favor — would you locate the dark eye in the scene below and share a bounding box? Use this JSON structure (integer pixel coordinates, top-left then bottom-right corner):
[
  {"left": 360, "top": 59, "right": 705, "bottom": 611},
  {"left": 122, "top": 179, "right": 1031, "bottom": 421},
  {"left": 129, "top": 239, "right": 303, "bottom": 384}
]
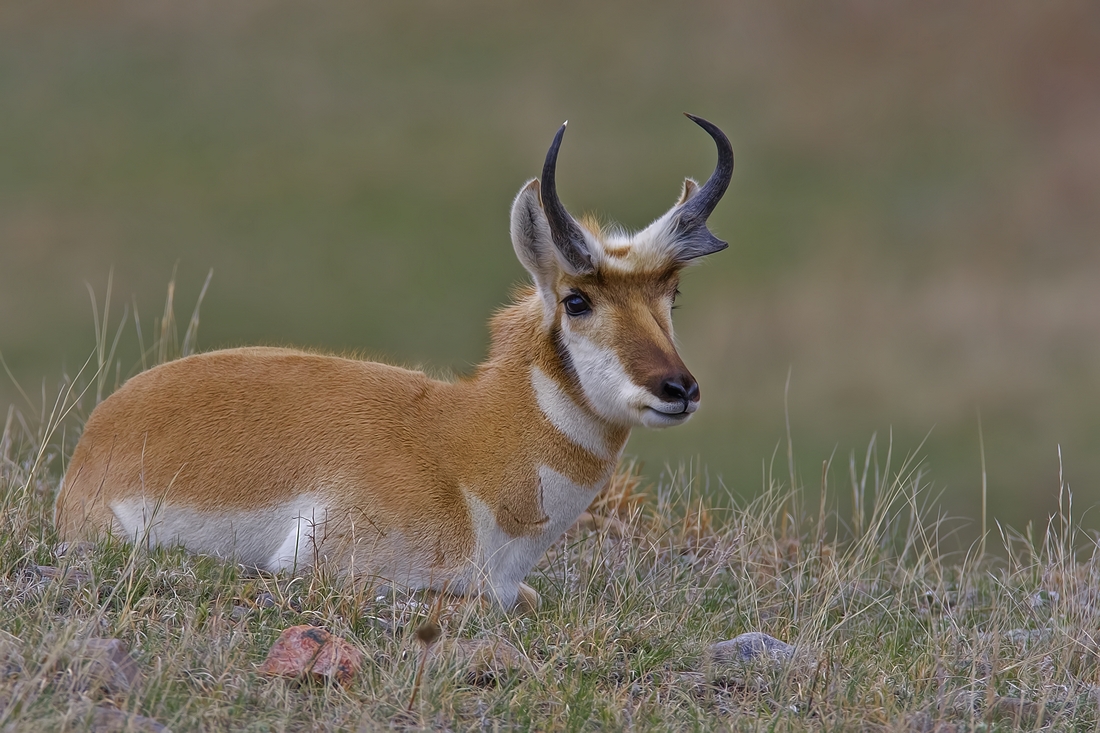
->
[{"left": 562, "top": 292, "right": 591, "bottom": 317}]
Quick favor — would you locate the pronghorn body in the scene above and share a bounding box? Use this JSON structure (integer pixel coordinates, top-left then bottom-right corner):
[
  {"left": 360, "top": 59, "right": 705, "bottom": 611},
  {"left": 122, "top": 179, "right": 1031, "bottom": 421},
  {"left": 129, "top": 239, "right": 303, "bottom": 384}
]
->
[{"left": 56, "top": 115, "right": 733, "bottom": 608}]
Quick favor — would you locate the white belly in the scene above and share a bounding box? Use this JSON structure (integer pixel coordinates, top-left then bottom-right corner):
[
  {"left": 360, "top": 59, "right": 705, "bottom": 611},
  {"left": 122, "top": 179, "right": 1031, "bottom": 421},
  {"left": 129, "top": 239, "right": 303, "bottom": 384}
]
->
[{"left": 110, "top": 495, "right": 328, "bottom": 572}]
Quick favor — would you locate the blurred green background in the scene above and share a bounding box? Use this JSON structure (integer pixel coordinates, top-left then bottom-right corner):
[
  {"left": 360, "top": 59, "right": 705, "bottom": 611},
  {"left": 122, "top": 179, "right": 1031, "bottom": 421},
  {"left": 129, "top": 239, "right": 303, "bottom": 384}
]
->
[{"left": 3, "top": 2, "right": 1099, "bottom": 539}]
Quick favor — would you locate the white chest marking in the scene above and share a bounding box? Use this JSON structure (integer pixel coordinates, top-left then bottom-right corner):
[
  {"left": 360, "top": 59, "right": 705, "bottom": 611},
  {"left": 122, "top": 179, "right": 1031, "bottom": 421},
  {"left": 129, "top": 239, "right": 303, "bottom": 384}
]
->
[
  {"left": 463, "top": 464, "right": 604, "bottom": 606},
  {"left": 110, "top": 495, "right": 328, "bottom": 572},
  {"left": 531, "top": 365, "right": 609, "bottom": 457}
]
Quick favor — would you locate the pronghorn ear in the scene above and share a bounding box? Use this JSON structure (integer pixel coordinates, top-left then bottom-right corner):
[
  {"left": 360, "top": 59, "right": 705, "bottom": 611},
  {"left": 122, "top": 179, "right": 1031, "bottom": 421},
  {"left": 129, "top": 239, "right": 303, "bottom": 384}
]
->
[
  {"left": 676, "top": 178, "right": 699, "bottom": 206},
  {"left": 510, "top": 180, "right": 560, "bottom": 304}
]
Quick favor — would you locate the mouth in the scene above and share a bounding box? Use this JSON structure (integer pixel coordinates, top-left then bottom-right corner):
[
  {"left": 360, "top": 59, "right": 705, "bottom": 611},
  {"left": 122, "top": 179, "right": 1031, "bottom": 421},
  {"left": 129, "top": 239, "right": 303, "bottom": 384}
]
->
[{"left": 642, "top": 402, "right": 698, "bottom": 427}]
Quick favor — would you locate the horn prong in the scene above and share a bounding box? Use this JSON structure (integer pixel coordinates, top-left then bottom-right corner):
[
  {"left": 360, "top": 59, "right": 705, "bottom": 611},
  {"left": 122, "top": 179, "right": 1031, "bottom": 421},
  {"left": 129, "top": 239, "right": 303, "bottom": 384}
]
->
[{"left": 673, "top": 113, "right": 734, "bottom": 261}]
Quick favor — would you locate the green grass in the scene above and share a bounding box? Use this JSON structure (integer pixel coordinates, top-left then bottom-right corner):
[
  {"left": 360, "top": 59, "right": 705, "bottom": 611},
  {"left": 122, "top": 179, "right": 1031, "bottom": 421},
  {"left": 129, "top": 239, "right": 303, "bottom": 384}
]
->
[
  {"left": 2, "top": 286, "right": 1099, "bottom": 731},
  {"left": 3, "top": 363, "right": 1100, "bottom": 730}
]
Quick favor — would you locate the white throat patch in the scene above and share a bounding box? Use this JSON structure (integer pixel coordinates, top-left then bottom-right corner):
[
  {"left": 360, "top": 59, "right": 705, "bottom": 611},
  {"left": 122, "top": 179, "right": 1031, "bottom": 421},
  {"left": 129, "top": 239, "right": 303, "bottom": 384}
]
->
[
  {"left": 531, "top": 365, "right": 609, "bottom": 457},
  {"left": 559, "top": 325, "right": 652, "bottom": 426}
]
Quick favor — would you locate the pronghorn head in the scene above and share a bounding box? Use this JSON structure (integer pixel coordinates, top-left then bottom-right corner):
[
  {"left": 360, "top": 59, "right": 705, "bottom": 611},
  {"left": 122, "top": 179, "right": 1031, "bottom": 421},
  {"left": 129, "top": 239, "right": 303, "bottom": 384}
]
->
[{"left": 510, "top": 114, "right": 733, "bottom": 429}]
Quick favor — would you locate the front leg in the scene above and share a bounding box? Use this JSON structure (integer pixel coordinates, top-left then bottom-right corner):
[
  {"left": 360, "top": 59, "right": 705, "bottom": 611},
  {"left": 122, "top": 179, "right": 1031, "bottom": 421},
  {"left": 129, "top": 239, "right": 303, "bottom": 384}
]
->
[
  {"left": 473, "top": 582, "right": 539, "bottom": 614},
  {"left": 515, "top": 583, "right": 540, "bottom": 614}
]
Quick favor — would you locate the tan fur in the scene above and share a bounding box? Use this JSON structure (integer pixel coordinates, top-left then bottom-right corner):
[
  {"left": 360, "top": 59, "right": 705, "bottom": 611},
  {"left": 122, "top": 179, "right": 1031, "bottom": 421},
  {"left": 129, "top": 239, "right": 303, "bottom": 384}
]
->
[{"left": 56, "top": 127, "right": 728, "bottom": 608}]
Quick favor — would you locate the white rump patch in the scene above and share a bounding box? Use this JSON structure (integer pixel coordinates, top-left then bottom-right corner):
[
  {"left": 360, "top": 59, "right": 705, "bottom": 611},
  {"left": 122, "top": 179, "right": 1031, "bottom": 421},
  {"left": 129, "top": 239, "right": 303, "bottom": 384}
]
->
[
  {"left": 531, "top": 365, "right": 609, "bottom": 457},
  {"left": 110, "top": 495, "right": 329, "bottom": 572}
]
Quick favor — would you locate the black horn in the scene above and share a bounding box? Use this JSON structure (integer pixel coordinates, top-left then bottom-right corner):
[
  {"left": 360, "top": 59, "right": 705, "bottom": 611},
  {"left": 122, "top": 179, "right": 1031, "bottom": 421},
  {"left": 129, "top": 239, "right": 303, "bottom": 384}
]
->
[
  {"left": 541, "top": 122, "right": 594, "bottom": 274},
  {"left": 673, "top": 113, "right": 734, "bottom": 261}
]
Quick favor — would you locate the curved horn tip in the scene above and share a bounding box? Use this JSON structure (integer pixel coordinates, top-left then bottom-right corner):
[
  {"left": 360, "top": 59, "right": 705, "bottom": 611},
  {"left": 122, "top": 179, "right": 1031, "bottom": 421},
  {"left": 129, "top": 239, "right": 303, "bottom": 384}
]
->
[
  {"left": 540, "top": 118, "right": 594, "bottom": 274},
  {"left": 545, "top": 122, "right": 572, "bottom": 158},
  {"left": 543, "top": 125, "right": 569, "bottom": 180},
  {"left": 683, "top": 111, "right": 708, "bottom": 126},
  {"left": 683, "top": 112, "right": 729, "bottom": 140}
]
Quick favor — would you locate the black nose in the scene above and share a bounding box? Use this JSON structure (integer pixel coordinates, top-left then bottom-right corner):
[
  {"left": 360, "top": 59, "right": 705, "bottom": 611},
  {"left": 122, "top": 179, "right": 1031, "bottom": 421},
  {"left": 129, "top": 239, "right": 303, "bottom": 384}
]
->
[{"left": 659, "top": 375, "right": 700, "bottom": 404}]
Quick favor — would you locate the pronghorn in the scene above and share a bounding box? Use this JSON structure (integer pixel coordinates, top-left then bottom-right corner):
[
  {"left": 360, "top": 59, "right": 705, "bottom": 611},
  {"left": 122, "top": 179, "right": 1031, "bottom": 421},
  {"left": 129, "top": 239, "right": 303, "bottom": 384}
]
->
[{"left": 55, "top": 114, "right": 733, "bottom": 610}]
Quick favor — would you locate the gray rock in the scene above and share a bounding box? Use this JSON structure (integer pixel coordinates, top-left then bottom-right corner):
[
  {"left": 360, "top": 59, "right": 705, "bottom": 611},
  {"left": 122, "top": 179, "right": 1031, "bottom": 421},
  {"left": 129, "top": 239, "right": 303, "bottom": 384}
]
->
[
  {"left": 978, "top": 627, "right": 1053, "bottom": 646},
  {"left": 72, "top": 703, "right": 170, "bottom": 733},
  {"left": 255, "top": 592, "right": 278, "bottom": 608},
  {"left": 88, "top": 707, "right": 166, "bottom": 733},
  {"left": 0, "top": 630, "right": 24, "bottom": 679},
  {"left": 431, "top": 636, "right": 534, "bottom": 686},
  {"left": 36, "top": 565, "right": 91, "bottom": 588},
  {"left": 1004, "top": 627, "right": 1053, "bottom": 645},
  {"left": 64, "top": 638, "right": 142, "bottom": 695},
  {"left": 707, "top": 632, "right": 795, "bottom": 665},
  {"left": 903, "top": 711, "right": 959, "bottom": 733}
]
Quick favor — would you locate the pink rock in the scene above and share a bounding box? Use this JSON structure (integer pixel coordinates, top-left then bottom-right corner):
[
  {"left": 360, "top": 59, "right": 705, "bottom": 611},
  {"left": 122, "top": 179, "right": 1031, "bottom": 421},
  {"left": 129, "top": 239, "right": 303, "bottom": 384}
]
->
[{"left": 258, "top": 625, "right": 363, "bottom": 686}]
